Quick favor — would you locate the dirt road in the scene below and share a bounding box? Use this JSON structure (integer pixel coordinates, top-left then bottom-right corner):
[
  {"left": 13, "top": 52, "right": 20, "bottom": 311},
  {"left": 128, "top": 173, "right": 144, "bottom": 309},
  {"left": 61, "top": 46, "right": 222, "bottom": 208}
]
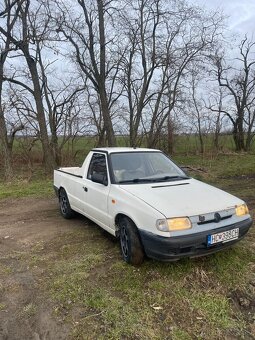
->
[{"left": 0, "top": 197, "right": 89, "bottom": 340}]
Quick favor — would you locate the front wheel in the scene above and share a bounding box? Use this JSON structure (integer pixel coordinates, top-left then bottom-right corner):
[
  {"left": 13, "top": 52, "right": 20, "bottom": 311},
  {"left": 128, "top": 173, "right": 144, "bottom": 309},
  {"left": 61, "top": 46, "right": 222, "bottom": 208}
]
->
[
  {"left": 119, "top": 217, "right": 145, "bottom": 265},
  {"left": 59, "top": 188, "right": 74, "bottom": 219}
]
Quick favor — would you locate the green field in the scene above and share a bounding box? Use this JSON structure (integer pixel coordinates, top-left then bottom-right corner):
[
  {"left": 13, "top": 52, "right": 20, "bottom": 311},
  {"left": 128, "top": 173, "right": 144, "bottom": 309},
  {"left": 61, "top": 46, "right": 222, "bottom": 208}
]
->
[
  {"left": 1, "top": 138, "right": 254, "bottom": 200},
  {"left": 1, "top": 133, "right": 254, "bottom": 180}
]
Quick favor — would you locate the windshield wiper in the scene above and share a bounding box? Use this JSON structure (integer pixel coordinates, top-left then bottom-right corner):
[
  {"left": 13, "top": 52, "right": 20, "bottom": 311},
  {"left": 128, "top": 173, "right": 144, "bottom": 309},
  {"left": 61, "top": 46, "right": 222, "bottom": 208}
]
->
[{"left": 118, "top": 175, "right": 189, "bottom": 184}]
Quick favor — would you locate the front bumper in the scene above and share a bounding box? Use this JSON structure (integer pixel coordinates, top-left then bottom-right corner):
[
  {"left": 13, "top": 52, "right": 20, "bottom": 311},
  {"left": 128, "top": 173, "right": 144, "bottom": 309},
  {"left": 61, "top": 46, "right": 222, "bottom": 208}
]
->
[{"left": 139, "top": 217, "right": 253, "bottom": 261}]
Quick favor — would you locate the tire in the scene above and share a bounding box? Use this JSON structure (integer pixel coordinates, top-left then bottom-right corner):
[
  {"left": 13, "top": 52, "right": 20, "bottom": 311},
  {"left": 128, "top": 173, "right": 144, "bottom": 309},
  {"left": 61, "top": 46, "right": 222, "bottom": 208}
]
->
[
  {"left": 119, "top": 216, "right": 145, "bottom": 265},
  {"left": 59, "top": 188, "right": 74, "bottom": 219}
]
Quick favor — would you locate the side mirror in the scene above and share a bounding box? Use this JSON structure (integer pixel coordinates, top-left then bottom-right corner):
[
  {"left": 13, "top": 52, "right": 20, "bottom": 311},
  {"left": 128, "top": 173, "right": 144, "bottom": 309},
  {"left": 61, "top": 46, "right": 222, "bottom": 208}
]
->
[{"left": 91, "top": 173, "right": 108, "bottom": 186}]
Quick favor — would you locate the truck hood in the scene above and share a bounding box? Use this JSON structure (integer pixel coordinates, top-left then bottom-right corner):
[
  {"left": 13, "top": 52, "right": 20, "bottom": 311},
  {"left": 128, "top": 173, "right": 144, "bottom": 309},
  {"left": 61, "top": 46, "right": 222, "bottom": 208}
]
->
[{"left": 120, "top": 178, "right": 243, "bottom": 217}]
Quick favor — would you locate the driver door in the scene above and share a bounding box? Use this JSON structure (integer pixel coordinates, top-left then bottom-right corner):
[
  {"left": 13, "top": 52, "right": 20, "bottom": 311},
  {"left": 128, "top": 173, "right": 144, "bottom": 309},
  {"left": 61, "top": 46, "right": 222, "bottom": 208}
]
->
[{"left": 82, "top": 153, "right": 111, "bottom": 229}]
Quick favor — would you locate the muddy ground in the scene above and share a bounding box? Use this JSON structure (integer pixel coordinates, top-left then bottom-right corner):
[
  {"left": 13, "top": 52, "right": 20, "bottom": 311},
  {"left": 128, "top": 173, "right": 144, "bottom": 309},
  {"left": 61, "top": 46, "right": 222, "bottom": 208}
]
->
[
  {"left": 0, "top": 196, "right": 254, "bottom": 340},
  {"left": 0, "top": 197, "right": 82, "bottom": 340}
]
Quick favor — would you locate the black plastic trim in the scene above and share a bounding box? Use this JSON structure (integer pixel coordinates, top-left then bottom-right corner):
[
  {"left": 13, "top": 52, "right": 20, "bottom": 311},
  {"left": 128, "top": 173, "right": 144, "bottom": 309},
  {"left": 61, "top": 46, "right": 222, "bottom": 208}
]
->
[
  {"left": 139, "top": 217, "right": 253, "bottom": 261},
  {"left": 91, "top": 149, "right": 109, "bottom": 154},
  {"left": 152, "top": 183, "right": 189, "bottom": 188},
  {"left": 106, "top": 152, "right": 115, "bottom": 184},
  {"left": 56, "top": 169, "right": 82, "bottom": 178}
]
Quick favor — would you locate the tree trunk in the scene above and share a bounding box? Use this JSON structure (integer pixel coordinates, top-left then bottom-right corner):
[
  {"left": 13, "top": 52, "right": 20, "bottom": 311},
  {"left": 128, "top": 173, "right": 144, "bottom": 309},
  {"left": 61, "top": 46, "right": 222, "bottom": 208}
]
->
[
  {"left": 245, "top": 125, "right": 254, "bottom": 151},
  {"left": 98, "top": 87, "right": 116, "bottom": 146},
  {"left": 198, "top": 131, "right": 204, "bottom": 154},
  {"left": 245, "top": 135, "right": 252, "bottom": 151},
  {"left": 129, "top": 123, "right": 137, "bottom": 147},
  {"left": 237, "top": 115, "right": 245, "bottom": 151},
  {"left": 245, "top": 111, "right": 255, "bottom": 151},
  {"left": 233, "top": 118, "right": 245, "bottom": 151},
  {"left": 25, "top": 52, "right": 56, "bottom": 172},
  {"left": 97, "top": 128, "right": 106, "bottom": 147},
  {"left": 51, "top": 130, "right": 61, "bottom": 166},
  {"left": 167, "top": 117, "right": 174, "bottom": 155},
  {"left": 0, "top": 62, "right": 13, "bottom": 180},
  {"left": 233, "top": 123, "right": 243, "bottom": 151},
  {"left": 97, "top": 0, "right": 116, "bottom": 147},
  {"left": 214, "top": 132, "right": 219, "bottom": 151},
  {"left": 0, "top": 111, "right": 13, "bottom": 180},
  {"left": 213, "top": 114, "right": 221, "bottom": 151}
]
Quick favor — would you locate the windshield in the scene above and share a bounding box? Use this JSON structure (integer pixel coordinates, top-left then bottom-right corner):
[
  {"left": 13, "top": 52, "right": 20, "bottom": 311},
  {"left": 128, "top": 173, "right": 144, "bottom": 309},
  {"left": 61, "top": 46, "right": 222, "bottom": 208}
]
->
[{"left": 110, "top": 152, "right": 188, "bottom": 184}]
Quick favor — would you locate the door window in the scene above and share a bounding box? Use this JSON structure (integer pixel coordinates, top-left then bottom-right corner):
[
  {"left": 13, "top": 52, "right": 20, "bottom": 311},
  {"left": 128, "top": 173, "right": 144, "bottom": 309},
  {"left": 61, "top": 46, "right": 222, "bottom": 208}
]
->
[{"left": 87, "top": 153, "right": 108, "bottom": 183}]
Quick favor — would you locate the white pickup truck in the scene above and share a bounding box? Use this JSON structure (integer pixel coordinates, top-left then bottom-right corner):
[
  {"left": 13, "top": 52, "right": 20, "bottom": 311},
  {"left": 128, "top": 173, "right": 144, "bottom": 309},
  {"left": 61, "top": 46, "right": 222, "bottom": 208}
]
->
[{"left": 54, "top": 147, "right": 252, "bottom": 265}]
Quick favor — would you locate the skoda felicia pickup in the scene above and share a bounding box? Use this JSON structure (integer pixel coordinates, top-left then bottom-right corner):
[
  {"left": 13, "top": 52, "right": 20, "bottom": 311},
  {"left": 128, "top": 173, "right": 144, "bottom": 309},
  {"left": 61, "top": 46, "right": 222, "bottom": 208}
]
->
[{"left": 54, "top": 148, "right": 252, "bottom": 265}]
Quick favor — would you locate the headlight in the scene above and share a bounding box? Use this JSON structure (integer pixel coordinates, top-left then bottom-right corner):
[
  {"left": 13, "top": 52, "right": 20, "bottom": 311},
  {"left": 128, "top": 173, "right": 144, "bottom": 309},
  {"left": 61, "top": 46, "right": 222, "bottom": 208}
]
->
[
  {"left": 156, "top": 217, "right": 191, "bottom": 232},
  {"left": 235, "top": 204, "right": 249, "bottom": 216}
]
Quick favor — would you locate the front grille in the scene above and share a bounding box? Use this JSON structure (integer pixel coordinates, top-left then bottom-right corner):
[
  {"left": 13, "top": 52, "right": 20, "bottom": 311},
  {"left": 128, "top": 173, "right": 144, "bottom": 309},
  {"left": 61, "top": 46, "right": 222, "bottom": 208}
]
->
[{"left": 197, "top": 214, "right": 232, "bottom": 225}]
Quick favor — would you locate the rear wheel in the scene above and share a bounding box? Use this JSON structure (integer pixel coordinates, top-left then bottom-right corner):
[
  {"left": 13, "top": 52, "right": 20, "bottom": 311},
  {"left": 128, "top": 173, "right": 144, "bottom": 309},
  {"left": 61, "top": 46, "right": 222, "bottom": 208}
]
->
[
  {"left": 59, "top": 188, "right": 74, "bottom": 219},
  {"left": 119, "top": 217, "right": 145, "bottom": 265}
]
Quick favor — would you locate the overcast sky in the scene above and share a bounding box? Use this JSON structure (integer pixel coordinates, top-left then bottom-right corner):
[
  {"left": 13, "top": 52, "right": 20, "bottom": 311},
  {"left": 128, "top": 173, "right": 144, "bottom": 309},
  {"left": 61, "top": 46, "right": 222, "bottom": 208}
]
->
[{"left": 192, "top": 0, "right": 255, "bottom": 37}]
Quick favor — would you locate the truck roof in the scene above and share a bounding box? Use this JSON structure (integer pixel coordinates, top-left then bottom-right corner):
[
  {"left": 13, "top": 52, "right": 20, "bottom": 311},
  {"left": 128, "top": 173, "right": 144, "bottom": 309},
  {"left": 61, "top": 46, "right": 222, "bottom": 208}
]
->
[{"left": 92, "top": 147, "right": 160, "bottom": 154}]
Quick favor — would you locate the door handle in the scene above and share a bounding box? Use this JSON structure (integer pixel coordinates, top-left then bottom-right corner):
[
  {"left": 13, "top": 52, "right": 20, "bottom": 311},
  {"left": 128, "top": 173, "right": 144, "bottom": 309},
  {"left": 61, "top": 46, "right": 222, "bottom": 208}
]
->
[{"left": 83, "top": 186, "right": 88, "bottom": 192}]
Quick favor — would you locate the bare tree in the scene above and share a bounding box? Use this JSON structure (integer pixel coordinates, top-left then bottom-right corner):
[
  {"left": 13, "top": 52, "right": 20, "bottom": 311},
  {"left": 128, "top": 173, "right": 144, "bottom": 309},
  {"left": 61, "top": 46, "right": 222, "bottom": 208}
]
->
[
  {"left": 0, "top": 0, "right": 57, "bottom": 172},
  {"left": 1, "top": 0, "right": 86, "bottom": 170},
  {"left": 120, "top": 0, "right": 223, "bottom": 148},
  {"left": 205, "top": 88, "right": 226, "bottom": 151},
  {"left": 214, "top": 37, "right": 255, "bottom": 151},
  {"left": 190, "top": 75, "right": 205, "bottom": 154},
  {"left": 0, "top": 0, "right": 26, "bottom": 179},
  {"left": 119, "top": 0, "right": 162, "bottom": 146},
  {"left": 37, "top": 45, "right": 85, "bottom": 165},
  {"left": 55, "top": 0, "right": 126, "bottom": 146}
]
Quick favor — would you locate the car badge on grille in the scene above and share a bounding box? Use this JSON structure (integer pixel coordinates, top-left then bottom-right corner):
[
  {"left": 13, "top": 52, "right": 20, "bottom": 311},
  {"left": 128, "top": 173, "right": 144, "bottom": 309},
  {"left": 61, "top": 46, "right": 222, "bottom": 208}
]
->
[
  {"left": 214, "top": 212, "right": 221, "bottom": 223},
  {"left": 199, "top": 215, "right": 205, "bottom": 222}
]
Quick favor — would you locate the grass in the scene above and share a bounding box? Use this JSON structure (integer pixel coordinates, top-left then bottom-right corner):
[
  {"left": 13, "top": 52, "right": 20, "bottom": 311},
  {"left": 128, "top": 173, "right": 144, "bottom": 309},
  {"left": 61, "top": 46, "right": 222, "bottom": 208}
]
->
[
  {"left": 36, "top": 223, "right": 253, "bottom": 339},
  {"left": 0, "top": 303, "right": 6, "bottom": 311},
  {"left": 0, "top": 263, "right": 12, "bottom": 276},
  {"left": 171, "top": 328, "right": 193, "bottom": 340},
  {"left": 173, "top": 152, "right": 255, "bottom": 178},
  {"left": 206, "top": 245, "right": 255, "bottom": 287},
  {"left": 22, "top": 303, "right": 37, "bottom": 318},
  {"left": 189, "top": 292, "right": 234, "bottom": 328},
  {"left": 0, "top": 178, "right": 53, "bottom": 199}
]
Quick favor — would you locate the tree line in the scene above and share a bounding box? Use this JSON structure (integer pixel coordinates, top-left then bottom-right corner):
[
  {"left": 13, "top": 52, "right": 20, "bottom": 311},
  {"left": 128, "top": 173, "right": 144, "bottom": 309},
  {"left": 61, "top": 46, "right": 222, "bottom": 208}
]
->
[{"left": 0, "top": 0, "right": 255, "bottom": 179}]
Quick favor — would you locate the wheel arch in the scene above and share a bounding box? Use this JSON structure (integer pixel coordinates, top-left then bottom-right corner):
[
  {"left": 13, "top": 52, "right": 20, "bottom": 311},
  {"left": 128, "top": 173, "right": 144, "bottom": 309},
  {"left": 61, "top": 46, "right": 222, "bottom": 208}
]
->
[
  {"left": 58, "top": 186, "right": 66, "bottom": 197},
  {"left": 115, "top": 213, "right": 135, "bottom": 231},
  {"left": 115, "top": 213, "right": 142, "bottom": 241}
]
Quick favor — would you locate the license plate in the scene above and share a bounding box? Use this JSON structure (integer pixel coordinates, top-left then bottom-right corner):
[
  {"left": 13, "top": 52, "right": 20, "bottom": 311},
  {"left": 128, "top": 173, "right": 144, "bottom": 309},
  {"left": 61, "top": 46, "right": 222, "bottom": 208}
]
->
[{"left": 207, "top": 228, "right": 239, "bottom": 246}]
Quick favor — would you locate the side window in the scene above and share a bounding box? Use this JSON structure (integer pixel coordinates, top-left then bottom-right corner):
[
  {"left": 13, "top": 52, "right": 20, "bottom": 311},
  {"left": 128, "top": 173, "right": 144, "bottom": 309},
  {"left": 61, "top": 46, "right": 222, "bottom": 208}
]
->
[{"left": 87, "top": 153, "right": 108, "bottom": 183}]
